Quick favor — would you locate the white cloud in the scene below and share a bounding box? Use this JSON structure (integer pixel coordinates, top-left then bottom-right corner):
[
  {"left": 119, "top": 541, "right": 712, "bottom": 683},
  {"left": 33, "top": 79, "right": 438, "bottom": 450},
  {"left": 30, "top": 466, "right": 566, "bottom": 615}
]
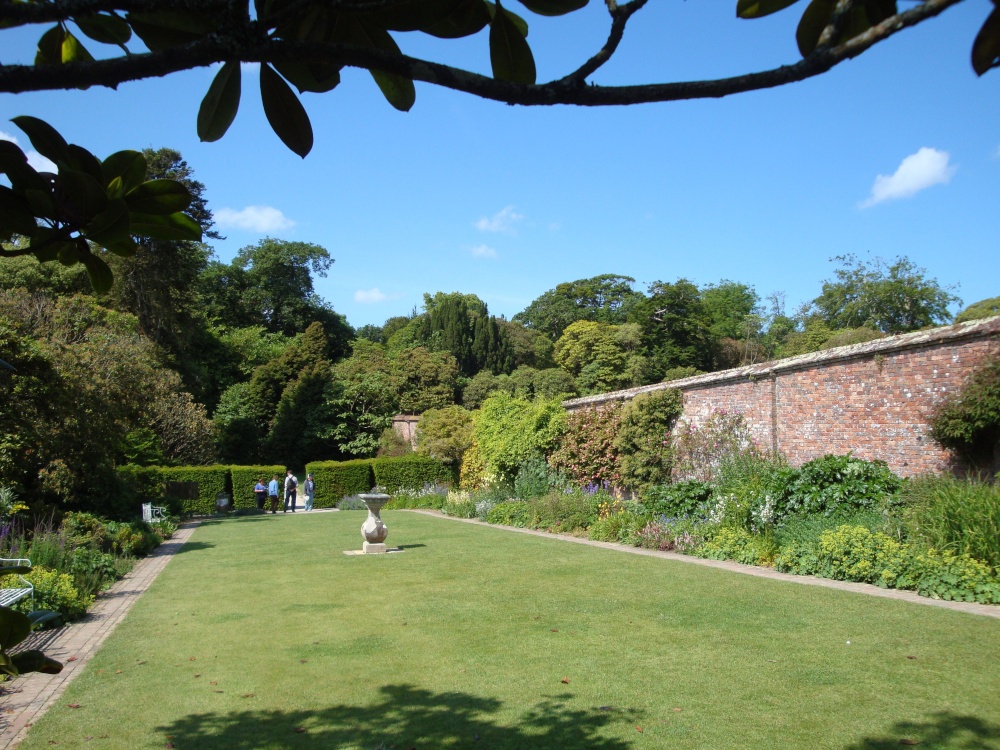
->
[
  {"left": 470, "top": 244, "right": 497, "bottom": 258},
  {"left": 475, "top": 205, "right": 524, "bottom": 233},
  {"left": 215, "top": 205, "right": 295, "bottom": 232},
  {"left": 354, "top": 288, "right": 389, "bottom": 304},
  {"left": 0, "top": 130, "right": 58, "bottom": 173},
  {"left": 860, "top": 147, "right": 956, "bottom": 208}
]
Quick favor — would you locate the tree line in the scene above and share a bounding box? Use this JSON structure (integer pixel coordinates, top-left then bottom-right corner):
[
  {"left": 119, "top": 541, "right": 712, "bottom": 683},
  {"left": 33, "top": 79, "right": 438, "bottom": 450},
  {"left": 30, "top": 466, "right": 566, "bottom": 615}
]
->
[{"left": 1, "top": 148, "right": 995, "bottom": 516}]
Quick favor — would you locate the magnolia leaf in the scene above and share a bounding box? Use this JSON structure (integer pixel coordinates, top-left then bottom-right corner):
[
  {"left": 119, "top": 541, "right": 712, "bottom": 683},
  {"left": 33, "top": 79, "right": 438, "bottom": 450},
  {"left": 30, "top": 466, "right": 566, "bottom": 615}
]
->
[
  {"left": 57, "top": 241, "right": 82, "bottom": 266},
  {"left": 517, "top": 0, "right": 588, "bottom": 18},
  {"left": 259, "top": 63, "right": 314, "bottom": 158},
  {"left": 198, "top": 61, "right": 242, "bottom": 142},
  {"left": 125, "top": 179, "right": 192, "bottom": 215},
  {"left": 102, "top": 150, "right": 147, "bottom": 193},
  {"left": 24, "top": 188, "right": 56, "bottom": 219},
  {"left": 736, "top": 0, "right": 800, "bottom": 19},
  {"left": 0, "top": 187, "right": 38, "bottom": 236},
  {"left": 490, "top": 3, "right": 536, "bottom": 83},
  {"left": 0, "top": 608, "right": 33, "bottom": 651},
  {"left": 423, "top": 0, "right": 491, "bottom": 38},
  {"left": 75, "top": 13, "right": 132, "bottom": 45},
  {"left": 354, "top": 21, "right": 415, "bottom": 112},
  {"left": 85, "top": 198, "right": 131, "bottom": 246},
  {"left": 972, "top": 8, "right": 1000, "bottom": 76},
  {"left": 796, "top": 0, "right": 834, "bottom": 56},
  {"left": 10, "top": 650, "right": 63, "bottom": 675},
  {"left": 60, "top": 167, "right": 110, "bottom": 218},
  {"left": 485, "top": 2, "right": 529, "bottom": 37},
  {"left": 273, "top": 61, "right": 341, "bottom": 94},
  {"left": 35, "top": 25, "right": 65, "bottom": 65},
  {"left": 66, "top": 144, "right": 104, "bottom": 183},
  {"left": 11, "top": 116, "right": 70, "bottom": 165},
  {"left": 61, "top": 31, "right": 95, "bottom": 65},
  {"left": 367, "top": 0, "right": 462, "bottom": 31},
  {"left": 81, "top": 252, "right": 113, "bottom": 293},
  {"left": 127, "top": 11, "right": 216, "bottom": 51},
  {"left": 129, "top": 211, "right": 203, "bottom": 241}
]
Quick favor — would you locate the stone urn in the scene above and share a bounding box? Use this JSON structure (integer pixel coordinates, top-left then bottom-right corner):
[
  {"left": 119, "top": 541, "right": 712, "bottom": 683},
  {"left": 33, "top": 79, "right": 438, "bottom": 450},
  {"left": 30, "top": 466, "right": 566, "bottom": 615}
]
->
[{"left": 358, "top": 493, "right": 390, "bottom": 553}]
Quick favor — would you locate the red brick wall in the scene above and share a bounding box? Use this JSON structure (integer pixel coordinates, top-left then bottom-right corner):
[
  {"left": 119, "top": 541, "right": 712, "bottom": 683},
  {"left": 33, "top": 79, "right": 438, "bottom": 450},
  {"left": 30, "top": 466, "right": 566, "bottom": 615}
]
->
[{"left": 564, "top": 317, "right": 1000, "bottom": 478}]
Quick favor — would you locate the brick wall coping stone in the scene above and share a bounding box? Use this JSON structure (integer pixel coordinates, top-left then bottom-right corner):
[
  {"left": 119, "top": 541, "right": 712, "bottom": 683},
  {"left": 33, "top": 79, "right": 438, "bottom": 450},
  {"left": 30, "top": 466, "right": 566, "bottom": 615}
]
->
[{"left": 562, "top": 315, "right": 1000, "bottom": 411}]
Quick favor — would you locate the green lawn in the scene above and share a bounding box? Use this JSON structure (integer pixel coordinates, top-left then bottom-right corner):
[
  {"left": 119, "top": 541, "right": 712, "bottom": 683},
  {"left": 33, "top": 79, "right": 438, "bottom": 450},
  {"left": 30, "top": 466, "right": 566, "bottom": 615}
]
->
[{"left": 17, "top": 511, "right": 1000, "bottom": 750}]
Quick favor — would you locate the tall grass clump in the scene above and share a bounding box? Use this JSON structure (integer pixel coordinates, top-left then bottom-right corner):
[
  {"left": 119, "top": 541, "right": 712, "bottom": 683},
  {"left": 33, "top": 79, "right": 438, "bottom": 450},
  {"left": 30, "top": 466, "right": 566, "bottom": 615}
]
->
[{"left": 900, "top": 475, "right": 1000, "bottom": 567}]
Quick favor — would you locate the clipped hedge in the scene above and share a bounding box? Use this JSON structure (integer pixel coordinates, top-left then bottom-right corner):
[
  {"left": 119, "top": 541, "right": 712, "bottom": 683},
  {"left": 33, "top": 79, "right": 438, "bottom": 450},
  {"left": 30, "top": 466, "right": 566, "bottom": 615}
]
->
[
  {"left": 372, "top": 455, "right": 454, "bottom": 493},
  {"left": 305, "top": 460, "right": 374, "bottom": 509},
  {"left": 231, "top": 465, "right": 286, "bottom": 510},
  {"left": 159, "top": 465, "right": 232, "bottom": 515}
]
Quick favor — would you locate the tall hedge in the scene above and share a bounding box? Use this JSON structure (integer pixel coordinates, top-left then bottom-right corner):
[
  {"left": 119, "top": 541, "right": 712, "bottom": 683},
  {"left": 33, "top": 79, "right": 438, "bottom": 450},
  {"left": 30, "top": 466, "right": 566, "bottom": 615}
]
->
[
  {"left": 372, "top": 455, "right": 454, "bottom": 493},
  {"left": 114, "top": 464, "right": 167, "bottom": 518},
  {"left": 159, "top": 465, "right": 232, "bottom": 515},
  {"left": 305, "top": 460, "right": 374, "bottom": 508},
  {"left": 230, "top": 465, "right": 286, "bottom": 510}
]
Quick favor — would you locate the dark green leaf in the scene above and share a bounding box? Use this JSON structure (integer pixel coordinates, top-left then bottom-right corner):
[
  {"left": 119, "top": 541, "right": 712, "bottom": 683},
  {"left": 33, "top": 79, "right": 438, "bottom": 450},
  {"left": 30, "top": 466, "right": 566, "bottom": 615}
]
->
[
  {"left": 27, "top": 228, "right": 65, "bottom": 262},
  {"left": 75, "top": 13, "right": 132, "bottom": 45},
  {"left": 35, "top": 25, "right": 65, "bottom": 65},
  {"left": 57, "top": 241, "right": 82, "bottom": 266},
  {"left": 0, "top": 607, "right": 32, "bottom": 651},
  {"left": 0, "top": 187, "right": 38, "bottom": 236},
  {"left": 104, "top": 238, "right": 138, "bottom": 257},
  {"left": 126, "top": 11, "right": 216, "bottom": 51},
  {"left": 517, "top": 0, "right": 587, "bottom": 18},
  {"left": 736, "top": 0, "right": 800, "bottom": 19},
  {"left": 485, "top": 2, "right": 528, "bottom": 37},
  {"left": 24, "top": 188, "right": 56, "bottom": 219},
  {"left": 129, "top": 211, "right": 203, "bottom": 241},
  {"left": 423, "top": 0, "right": 490, "bottom": 38},
  {"left": 125, "top": 179, "right": 192, "bottom": 215},
  {"left": 11, "top": 116, "right": 70, "bottom": 165},
  {"left": 60, "top": 167, "right": 109, "bottom": 218},
  {"left": 10, "top": 650, "right": 63, "bottom": 675},
  {"left": 366, "top": 0, "right": 463, "bottom": 32},
  {"left": 85, "top": 198, "right": 131, "bottom": 246},
  {"left": 273, "top": 61, "right": 341, "bottom": 94},
  {"left": 66, "top": 144, "right": 104, "bottom": 183},
  {"left": 81, "top": 252, "right": 113, "bottom": 293},
  {"left": 490, "top": 3, "right": 536, "bottom": 83},
  {"left": 259, "top": 63, "right": 314, "bottom": 158},
  {"left": 198, "top": 61, "right": 242, "bottom": 142},
  {"left": 796, "top": 0, "right": 834, "bottom": 56},
  {"left": 102, "top": 150, "right": 147, "bottom": 193},
  {"left": 972, "top": 8, "right": 1000, "bottom": 76},
  {"left": 351, "top": 21, "right": 416, "bottom": 112}
]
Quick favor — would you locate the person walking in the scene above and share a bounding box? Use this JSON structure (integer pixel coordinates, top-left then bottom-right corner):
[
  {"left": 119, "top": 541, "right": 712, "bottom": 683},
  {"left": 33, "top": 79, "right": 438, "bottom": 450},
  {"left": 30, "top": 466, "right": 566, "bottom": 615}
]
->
[
  {"left": 254, "top": 478, "right": 267, "bottom": 512},
  {"left": 284, "top": 469, "right": 298, "bottom": 512},
  {"left": 267, "top": 475, "right": 280, "bottom": 514},
  {"left": 304, "top": 473, "right": 315, "bottom": 511}
]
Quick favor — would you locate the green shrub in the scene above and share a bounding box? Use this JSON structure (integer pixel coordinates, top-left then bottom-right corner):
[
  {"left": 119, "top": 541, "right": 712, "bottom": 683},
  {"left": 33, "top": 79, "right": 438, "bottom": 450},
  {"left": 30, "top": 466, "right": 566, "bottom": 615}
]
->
[
  {"left": 527, "top": 490, "right": 599, "bottom": 532},
  {"left": 104, "top": 520, "right": 160, "bottom": 558},
  {"left": 642, "top": 480, "right": 713, "bottom": 519},
  {"left": 486, "top": 500, "right": 533, "bottom": 527},
  {"left": 62, "top": 512, "right": 108, "bottom": 550},
  {"left": 230, "top": 465, "right": 285, "bottom": 511},
  {"left": 372, "top": 455, "right": 454, "bottom": 494},
  {"left": 15, "top": 566, "right": 93, "bottom": 621},
  {"left": 512, "top": 458, "right": 565, "bottom": 500},
  {"left": 929, "top": 353, "right": 1000, "bottom": 466},
  {"left": 782, "top": 454, "right": 901, "bottom": 518},
  {"left": 159, "top": 465, "right": 232, "bottom": 515},
  {"left": 475, "top": 394, "right": 567, "bottom": 481},
  {"left": 306, "top": 460, "right": 374, "bottom": 508},
  {"left": 548, "top": 403, "right": 623, "bottom": 487},
  {"left": 27, "top": 524, "right": 73, "bottom": 572},
  {"left": 384, "top": 484, "right": 448, "bottom": 510},
  {"left": 441, "top": 490, "right": 477, "bottom": 519},
  {"left": 115, "top": 464, "right": 166, "bottom": 517},
  {"left": 695, "top": 526, "right": 778, "bottom": 566},
  {"left": 901, "top": 548, "right": 1000, "bottom": 603},
  {"left": 614, "top": 389, "right": 683, "bottom": 492},
  {"left": 336, "top": 495, "right": 368, "bottom": 511},
  {"left": 588, "top": 505, "right": 650, "bottom": 544},
  {"left": 899, "top": 475, "right": 1000, "bottom": 568},
  {"left": 70, "top": 547, "right": 118, "bottom": 597},
  {"left": 773, "top": 510, "right": 885, "bottom": 550}
]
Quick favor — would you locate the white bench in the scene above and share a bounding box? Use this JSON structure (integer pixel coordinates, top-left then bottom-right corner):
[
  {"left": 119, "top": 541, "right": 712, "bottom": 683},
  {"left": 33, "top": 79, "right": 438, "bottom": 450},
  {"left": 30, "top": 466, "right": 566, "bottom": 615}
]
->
[
  {"left": 142, "top": 502, "right": 167, "bottom": 523},
  {"left": 0, "top": 558, "right": 33, "bottom": 608}
]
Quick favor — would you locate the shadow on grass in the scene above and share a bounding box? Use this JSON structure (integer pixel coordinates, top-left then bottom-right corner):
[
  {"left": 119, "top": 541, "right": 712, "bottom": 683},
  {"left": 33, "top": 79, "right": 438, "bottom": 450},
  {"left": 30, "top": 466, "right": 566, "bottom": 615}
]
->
[
  {"left": 156, "top": 683, "right": 639, "bottom": 749},
  {"left": 172, "top": 540, "right": 216, "bottom": 554},
  {"left": 843, "top": 712, "right": 1000, "bottom": 749}
]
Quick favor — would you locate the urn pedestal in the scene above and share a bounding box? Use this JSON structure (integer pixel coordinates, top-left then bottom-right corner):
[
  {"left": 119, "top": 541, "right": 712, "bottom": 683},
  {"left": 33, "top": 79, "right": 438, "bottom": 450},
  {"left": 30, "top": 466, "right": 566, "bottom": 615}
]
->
[{"left": 359, "top": 493, "right": 390, "bottom": 554}]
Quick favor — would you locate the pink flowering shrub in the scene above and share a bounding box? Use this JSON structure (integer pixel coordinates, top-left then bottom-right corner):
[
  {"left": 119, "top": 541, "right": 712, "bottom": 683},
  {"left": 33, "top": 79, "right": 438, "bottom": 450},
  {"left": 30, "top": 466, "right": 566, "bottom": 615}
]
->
[{"left": 548, "top": 403, "right": 623, "bottom": 487}]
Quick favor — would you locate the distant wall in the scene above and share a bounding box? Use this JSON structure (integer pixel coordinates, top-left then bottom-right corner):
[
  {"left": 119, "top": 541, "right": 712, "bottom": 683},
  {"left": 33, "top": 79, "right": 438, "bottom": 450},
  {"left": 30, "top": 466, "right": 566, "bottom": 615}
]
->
[
  {"left": 391, "top": 415, "right": 420, "bottom": 449},
  {"left": 563, "top": 317, "right": 1000, "bottom": 478}
]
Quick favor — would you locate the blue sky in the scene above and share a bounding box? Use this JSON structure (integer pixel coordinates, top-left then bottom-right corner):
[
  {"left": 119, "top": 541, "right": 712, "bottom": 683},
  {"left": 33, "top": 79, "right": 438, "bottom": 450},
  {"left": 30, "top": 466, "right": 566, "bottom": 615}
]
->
[{"left": 2, "top": 1, "right": 998, "bottom": 329}]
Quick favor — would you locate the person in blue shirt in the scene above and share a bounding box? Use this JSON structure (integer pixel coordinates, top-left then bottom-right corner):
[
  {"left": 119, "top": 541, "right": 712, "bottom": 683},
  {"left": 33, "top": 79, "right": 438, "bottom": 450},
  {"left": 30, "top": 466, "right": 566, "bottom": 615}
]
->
[
  {"left": 267, "top": 475, "right": 280, "bottom": 514},
  {"left": 254, "top": 479, "right": 267, "bottom": 512}
]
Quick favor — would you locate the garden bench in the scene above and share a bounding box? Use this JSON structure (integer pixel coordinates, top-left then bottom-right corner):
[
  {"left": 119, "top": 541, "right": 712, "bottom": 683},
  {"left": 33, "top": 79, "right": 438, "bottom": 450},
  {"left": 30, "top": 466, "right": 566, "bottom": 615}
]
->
[
  {"left": 0, "top": 558, "right": 33, "bottom": 608},
  {"left": 142, "top": 502, "right": 166, "bottom": 523}
]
